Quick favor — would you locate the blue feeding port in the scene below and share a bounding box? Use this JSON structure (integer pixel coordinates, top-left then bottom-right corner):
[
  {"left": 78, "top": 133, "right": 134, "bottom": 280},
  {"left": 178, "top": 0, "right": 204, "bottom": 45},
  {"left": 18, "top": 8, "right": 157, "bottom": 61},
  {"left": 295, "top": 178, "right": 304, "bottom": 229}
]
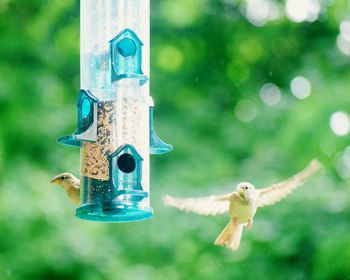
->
[
  {"left": 76, "top": 144, "right": 152, "bottom": 222},
  {"left": 110, "top": 29, "right": 148, "bottom": 83},
  {"left": 58, "top": 90, "right": 98, "bottom": 147},
  {"left": 117, "top": 38, "right": 137, "bottom": 57},
  {"left": 81, "top": 98, "right": 91, "bottom": 118}
]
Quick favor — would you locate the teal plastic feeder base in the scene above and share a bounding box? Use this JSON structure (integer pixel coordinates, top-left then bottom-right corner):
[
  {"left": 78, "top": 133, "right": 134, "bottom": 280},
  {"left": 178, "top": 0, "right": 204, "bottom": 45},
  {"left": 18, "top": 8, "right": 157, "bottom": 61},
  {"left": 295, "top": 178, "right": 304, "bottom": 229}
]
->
[{"left": 75, "top": 201, "right": 153, "bottom": 222}]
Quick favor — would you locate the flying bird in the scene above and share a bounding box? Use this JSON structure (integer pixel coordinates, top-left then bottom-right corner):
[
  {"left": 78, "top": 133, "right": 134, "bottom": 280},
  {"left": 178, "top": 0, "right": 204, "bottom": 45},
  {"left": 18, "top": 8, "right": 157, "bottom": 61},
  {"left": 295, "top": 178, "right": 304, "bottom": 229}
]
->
[
  {"left": 163, "top": 159, "right": 321, "bottom": 251},
  {"left": 51, "top": 173, "right": 80, "bottom": 205}
]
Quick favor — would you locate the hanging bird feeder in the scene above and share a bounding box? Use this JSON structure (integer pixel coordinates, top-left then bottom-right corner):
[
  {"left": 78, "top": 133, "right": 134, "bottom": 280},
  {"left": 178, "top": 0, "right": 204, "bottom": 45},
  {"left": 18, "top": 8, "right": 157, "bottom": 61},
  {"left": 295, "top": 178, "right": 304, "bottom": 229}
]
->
[{"left": 58, "top": 0, "right": 172, "bottom": 222}]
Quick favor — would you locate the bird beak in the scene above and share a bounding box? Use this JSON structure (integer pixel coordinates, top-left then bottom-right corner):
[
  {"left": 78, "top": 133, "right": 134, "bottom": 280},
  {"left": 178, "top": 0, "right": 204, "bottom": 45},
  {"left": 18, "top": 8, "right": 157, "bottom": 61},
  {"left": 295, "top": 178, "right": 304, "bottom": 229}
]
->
[{"left": 51, "top": 176, "right": 60, "bottom": 185}]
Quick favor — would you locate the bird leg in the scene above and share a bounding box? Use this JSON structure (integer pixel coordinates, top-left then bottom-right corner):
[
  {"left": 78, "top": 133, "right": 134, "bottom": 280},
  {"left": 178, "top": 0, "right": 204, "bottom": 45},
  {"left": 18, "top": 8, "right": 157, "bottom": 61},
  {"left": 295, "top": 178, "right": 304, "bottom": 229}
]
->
[{"left": 247, "top": 219, "right": 253, "bottom": 230}]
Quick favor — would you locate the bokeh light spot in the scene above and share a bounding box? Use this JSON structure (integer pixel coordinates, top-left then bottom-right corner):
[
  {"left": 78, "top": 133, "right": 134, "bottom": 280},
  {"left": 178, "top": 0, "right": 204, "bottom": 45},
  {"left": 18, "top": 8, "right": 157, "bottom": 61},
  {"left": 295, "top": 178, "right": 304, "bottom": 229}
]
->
[
  {"left": 336, "top": 147, "right": 350, "bottom": 179},
  {"left": 157, "top": 45, "right": 184, "bottom": 72},
  {"left": 234, "top": 100, "right": 257, "bottom": 122},
  {"left": 259, "top": 83, "right": 282, "bottom": 106},
  {"left": 285, "top": 0, "right": 320, "bottom": 23},
  {"left": 330, "top": 112, "right": 350, "bottom": 136},
  {"left": 245, "top": 0, "right": 280, "bottom": 27},
  {"left": 340, "top": 20, "right": 350, "bottom": 41},
  {"left": 161, "top": 0, "right": 202, "bottom": 28},
  {"left": 290, "top": 76, "right": 311, "bottom": 99},
  {"left": 239, "top": 39, "right": 263, "bottom": 63},
  {"left": 337, "top": 34, "right": 350, "bottom": 56}
]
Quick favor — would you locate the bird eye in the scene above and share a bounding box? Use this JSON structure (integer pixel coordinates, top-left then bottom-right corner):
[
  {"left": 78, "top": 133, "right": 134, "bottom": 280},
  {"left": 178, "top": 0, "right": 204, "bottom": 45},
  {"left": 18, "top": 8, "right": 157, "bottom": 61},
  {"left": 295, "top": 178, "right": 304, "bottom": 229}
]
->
[{"left": 244, "top": 186, "right": 248, "bottom": 190}]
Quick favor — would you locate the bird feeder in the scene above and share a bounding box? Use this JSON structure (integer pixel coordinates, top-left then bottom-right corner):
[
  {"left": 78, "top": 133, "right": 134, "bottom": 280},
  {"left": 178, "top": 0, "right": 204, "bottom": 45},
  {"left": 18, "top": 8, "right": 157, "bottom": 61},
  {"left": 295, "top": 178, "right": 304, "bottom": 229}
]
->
[{"left": 58, "top": 0, "right": 172, "bottom": 222}]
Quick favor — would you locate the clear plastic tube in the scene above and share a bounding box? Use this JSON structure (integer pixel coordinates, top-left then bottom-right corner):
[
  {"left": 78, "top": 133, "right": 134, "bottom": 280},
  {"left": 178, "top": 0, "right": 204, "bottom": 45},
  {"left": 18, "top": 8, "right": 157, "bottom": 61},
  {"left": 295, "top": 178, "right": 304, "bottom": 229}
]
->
[
  {"left": 77, "top": 0, "right": 152, "bottom": 221},
  {"left": 58, "top": 0, "right": 171, "bottom": 222}
]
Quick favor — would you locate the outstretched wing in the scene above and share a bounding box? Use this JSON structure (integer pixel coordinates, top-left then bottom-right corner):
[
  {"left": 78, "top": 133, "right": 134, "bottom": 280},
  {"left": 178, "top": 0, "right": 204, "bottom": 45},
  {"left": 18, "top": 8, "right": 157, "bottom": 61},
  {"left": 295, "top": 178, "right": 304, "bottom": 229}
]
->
[
  {"left": 162, "top": 193, "right": 232, "bottom": 216},
  {"left": 257, "top": 159, "right": 321, "bottom": 207}
]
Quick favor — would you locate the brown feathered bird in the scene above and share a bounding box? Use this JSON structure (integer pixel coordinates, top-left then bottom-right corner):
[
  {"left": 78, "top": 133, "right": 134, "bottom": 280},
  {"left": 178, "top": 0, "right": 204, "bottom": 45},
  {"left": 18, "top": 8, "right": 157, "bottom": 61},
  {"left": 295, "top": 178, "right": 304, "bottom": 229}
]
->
[{"left": 51, "top": 173, "right": 80, "bottom": 205}]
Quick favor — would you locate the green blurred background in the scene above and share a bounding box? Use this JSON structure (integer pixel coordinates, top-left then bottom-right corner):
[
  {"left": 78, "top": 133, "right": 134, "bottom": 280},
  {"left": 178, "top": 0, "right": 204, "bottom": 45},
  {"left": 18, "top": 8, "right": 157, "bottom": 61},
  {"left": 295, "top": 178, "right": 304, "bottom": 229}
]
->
[{"left": 0, "top": 0, "right": 350, "bottom": 279}]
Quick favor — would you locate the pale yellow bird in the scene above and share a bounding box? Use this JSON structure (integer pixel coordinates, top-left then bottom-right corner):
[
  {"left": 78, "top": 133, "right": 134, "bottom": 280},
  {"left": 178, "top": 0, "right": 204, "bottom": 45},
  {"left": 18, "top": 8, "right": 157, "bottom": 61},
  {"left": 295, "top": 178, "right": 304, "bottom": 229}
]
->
[
  {"left": 50, "top": 173, "right": 80, "bottom": 205},
  {"left": 163, "top": 159, "right": 320, "bottom": 251}
]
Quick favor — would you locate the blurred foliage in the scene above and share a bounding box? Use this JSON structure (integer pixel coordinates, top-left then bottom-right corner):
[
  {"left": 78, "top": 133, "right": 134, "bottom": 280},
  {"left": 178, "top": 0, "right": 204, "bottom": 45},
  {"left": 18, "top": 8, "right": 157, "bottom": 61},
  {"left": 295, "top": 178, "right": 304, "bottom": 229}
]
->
[{"left": 0, "top": 0, "right": 350, "bottom": 279}]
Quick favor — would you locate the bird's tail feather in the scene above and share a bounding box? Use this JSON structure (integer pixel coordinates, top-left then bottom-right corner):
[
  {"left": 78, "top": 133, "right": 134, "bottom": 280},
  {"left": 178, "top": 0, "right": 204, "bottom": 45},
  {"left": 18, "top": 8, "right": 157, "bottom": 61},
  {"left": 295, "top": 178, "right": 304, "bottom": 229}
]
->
[{"left": 214, "top": 220, "right": 243, "bottom": 251}]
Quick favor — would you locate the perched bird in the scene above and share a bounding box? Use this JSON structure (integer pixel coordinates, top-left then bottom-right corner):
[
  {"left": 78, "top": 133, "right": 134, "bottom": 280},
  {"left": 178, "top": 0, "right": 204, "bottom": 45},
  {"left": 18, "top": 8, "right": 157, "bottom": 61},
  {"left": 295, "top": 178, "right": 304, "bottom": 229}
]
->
[
  {"left": 163, "top": 159, "right": 320, "bottom": 251},
  {"left": 51, "top": 173, "right": 80, "bottom": 205}
]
